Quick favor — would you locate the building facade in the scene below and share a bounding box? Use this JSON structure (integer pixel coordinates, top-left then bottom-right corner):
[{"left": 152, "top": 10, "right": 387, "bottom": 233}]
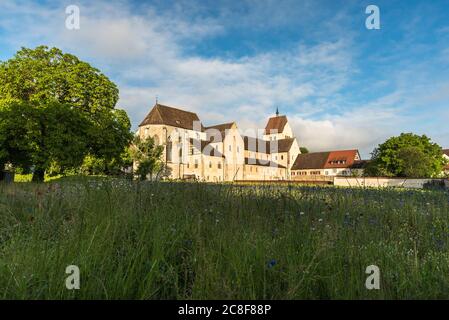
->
[
  {"left": 136, "top": 103, "right": 301, "bottom": 181},
  {"left": 291, "top": 150, "right": 365, "bottom": 178}
]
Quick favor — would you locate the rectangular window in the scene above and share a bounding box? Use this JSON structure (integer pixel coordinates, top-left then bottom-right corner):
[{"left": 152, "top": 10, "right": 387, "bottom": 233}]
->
[
  {"left": 229, "top": 145, "right": 232, "bottom": 152},
  {"left": 218, "top": 163, "right": 222, "bottom": 169},
  {"left": 195, "top": 160, "right": 198, "bottom": 169}
]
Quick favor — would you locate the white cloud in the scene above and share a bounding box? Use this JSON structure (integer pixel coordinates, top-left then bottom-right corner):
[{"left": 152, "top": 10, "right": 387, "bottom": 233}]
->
[{"left": 1, "top": 0, "right": 448, "bottom": 156}]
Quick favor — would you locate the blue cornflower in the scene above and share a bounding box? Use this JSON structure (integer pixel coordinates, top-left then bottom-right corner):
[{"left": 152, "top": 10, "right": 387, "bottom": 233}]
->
[{"left": 267, "top": 259, "right": 277, "bottom": 269}]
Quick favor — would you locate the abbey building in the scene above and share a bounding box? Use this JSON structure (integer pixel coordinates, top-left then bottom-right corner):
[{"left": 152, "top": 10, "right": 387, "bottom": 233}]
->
[{"left": 136, "top": 103, "right": 301, "bottom": 181}]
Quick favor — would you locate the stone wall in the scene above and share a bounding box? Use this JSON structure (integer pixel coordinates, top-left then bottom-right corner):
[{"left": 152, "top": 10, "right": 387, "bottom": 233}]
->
[{"left": 334, "top": 177, "right": 446, "bottom": 189}]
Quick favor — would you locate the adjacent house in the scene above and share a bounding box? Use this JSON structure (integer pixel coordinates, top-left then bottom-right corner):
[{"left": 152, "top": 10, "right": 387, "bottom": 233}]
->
[
  {"left": 136, "top": 103, "right": 302, "bottom": 181},
  {"left": 443, "top": 149, "right": 449, "bottom": 174},
  {"left": 291, "top": 150, "right": 366, "bottom": 178}
]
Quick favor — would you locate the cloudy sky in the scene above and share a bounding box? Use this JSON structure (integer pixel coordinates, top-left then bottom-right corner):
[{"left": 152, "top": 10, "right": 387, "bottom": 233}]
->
[{"left": 1, "top": 0, "right": 448, "bottom": 157}]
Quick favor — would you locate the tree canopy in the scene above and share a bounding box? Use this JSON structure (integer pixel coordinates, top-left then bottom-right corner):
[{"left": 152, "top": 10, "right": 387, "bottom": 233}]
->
[
  {"left": 366, "top": 133, "right": 446, "bottom": 178},
  {"left": 130, "top": 135, "right": 164, "bottom": 181},
  {"left": 0, "top": 46, "right": 132, "bottom": 181},
  {"left": 300, "top": 147, "right": 309, "bottom": 154}
]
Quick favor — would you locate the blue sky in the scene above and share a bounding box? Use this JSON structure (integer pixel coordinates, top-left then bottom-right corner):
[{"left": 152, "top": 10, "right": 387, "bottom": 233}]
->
[{"left": 1, "top": 0, "right": 448, "bottom": 157}]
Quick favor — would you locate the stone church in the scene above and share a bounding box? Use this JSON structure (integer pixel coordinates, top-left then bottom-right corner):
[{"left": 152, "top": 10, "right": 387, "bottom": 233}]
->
[{"left": 136, "top": 103, "right": 301, "bottom": 181}]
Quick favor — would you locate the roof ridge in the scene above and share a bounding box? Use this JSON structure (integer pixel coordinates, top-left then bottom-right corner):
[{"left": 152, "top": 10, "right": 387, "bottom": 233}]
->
[
  {"left": 155, "top": 103, "right": 200, "bottom": 115},
  {"left": 205, "top": 122, "right": 235, "bottom": 129}
]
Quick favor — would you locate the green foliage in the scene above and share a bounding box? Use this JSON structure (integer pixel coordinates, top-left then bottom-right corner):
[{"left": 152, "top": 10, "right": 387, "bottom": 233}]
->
[
  {"left": 0, "top": 46, "right": 118, "bottom": 113},
  {"left": 300, "top": 147, "right": 309, "bottom": 154},
  {"left": 0, "top": 99, "right": 32, "bottom": 170},
  {"left": 30, "top": 101, "right": 90, "bottom": 181},
  {"left": 366, "top": 133, "right": 445, "bottom": 178},
  {"left": 1, "top": 179, "right": 449, "bottom": 299},
  {"left": 80, "top": 149, "right": 132, "bottom": 176},
  {"left": 130, "top": 135, "right": 164, "bottom": 180},
  {"left": 0, "top": 46, "right": 132, "bottom": 181}
]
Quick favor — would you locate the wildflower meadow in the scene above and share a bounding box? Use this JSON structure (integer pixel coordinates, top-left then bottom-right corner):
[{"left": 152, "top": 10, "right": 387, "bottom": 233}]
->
[{"left": 0, "top": 177, "right": 449, "bottom": 299}]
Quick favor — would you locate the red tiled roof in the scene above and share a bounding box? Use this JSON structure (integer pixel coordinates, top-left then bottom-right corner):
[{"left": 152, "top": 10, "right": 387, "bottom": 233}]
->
[
  {"left": 139, "top": 104, "right": 203, "bottom": 131},
  {"left": 291, "top": 150, "right": 361, "bottom": 170},
  {"left": 264, "top": 116, "right": 288, "bottom": 135},
  {"left": 324, "top": 150, "right": 360, "bottom": 169}
]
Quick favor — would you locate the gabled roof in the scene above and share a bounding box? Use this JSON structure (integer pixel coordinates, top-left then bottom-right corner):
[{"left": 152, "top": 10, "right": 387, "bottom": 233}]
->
[
  {"left": 243, "top": 136, "right": 270, "bottom": 153},
  {"left": 244, "top": 136, "right": 296, "bottom": 154},
  {"left": 205, "top": 122, "right": 235, "bottom": 141},
  {"left": 291, "top": 152, "right": 329, "bottom": 170},
  {"left": 244, "top": 158, "right": 286, "bottom": 169},
  {"left": 265, "top": 115, "right": 288, "bottom": 135},
  {"left": 291, "top": 150, "right": 361, "bottom": 170},
  {"left": 189, "top": 138, "right": 225, "bottom": 158},
  {"left": 139, "top": 104, "right": 203, "bottom": 131},
  {"left": 273, "top": 138, "right": 295, "bottom": 153}
]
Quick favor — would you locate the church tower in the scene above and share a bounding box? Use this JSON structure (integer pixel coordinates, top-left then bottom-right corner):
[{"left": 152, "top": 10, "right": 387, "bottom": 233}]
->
[{"left": 263, "top": 108, "right": 294, "bottom": 141}]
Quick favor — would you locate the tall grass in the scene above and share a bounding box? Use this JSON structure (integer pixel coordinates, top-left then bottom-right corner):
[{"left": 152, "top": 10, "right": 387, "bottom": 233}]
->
[{"left": 0, "top": 178, "right": 448, "bottom": 299}]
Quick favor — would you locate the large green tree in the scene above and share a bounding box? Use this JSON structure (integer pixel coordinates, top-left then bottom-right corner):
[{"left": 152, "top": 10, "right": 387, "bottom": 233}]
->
[
  {"left": 0, "top": 99, "right": 33, "bottom": 171},
  {"left": 0, "top": 46, "right": 132, "bottom": 181},
  {"left": 366, "top": 133, "right": 446, "bottom": 178}
]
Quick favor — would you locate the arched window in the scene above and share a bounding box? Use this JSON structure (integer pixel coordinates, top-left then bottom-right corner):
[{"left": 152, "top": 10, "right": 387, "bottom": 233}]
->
[
  {"left": 166, "top": 142, "right": 172, "bottom": 162},
  {"left": 153, "top": 135, "right": 160, "bottom": 145}
]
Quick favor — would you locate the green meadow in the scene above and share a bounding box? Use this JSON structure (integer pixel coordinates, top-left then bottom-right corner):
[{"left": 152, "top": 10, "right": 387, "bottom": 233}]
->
[{"left": 0, "top": 177, "right": 449, "bottom": 299}]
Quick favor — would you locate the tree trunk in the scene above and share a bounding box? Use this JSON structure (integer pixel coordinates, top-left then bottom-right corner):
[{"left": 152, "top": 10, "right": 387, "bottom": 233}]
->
[{"left": 32, "top": 167, "right": 45, "bottom": 183}]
